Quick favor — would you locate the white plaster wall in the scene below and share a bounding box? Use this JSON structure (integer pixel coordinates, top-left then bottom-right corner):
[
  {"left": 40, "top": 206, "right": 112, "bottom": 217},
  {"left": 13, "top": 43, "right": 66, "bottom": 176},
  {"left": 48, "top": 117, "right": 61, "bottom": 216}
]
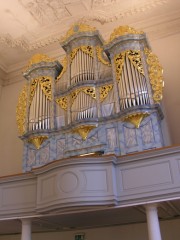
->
[
  {"left": 151, "top": 33, "right": 180, "bottom": 145},
  {"left": 0, "top": 80, "right": 24, "bottom": 176},
  {"left": 0, "top": 219, "right": 179, "bottom": 240},
  {"left": 0, "top": 84, "right": 2, "bottom": 100}
]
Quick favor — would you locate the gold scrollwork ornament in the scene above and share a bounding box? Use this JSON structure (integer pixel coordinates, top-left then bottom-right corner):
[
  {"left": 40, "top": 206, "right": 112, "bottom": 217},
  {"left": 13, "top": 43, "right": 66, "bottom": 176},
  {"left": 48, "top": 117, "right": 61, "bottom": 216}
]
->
[
  {"left": 100, "top": 84, "right": 113, "bottom": 102},
  {"left": 56, "top": 96, "right": 68, "bottom": 110},
  {"left": 70, "top": 46, "right": 93, "bottom": 63},
  {"left": 144, "top": 48, "right": 164, "bottom": 103},
  {"left": 114, "top": 52, "right": 125, "bottom": 82},
  {"left": 127, "top": 50, "right": 144, "bottom": 75},
  {"left": 39, "top": 76, "right": 52, "bottom": 101},
  {"left": 16, "top": 84, "right": 28, "bottom": 135},
  {"left": 71, "top": 87, "right": 96, "bottom": 105},
  {"left": 96, "top": 46, "right": 111, "bottom": 66},
  {"left": 114, "top": 50, "right": 145, "bottom": 82},
  {"left": 29, "top": 76, "right": 52, "bottom": 107}
]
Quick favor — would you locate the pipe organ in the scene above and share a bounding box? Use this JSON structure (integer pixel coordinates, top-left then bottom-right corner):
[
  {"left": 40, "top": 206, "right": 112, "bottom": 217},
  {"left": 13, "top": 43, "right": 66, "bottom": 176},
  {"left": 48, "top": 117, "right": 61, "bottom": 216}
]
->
[{"left": 16, "top": 24, "right": 165, "bottom": 172}]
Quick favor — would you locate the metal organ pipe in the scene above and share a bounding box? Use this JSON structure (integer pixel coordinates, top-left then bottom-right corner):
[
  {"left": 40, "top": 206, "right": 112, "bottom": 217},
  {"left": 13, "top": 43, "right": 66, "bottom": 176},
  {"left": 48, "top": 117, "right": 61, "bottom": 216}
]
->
[
  {"left": 38, "top": 83, "right": 41, "bottom": 130},
  {"left": 71, "top": 91, "right": 96, "bottom": 122},
  {"left": 85, "top": 50, "right": 87, "bottom": 80},
  {"left": 118, "top": 54, "right": 150, "bottom": 110},
  {"left": 28, "top": 81, "right": 52, "bottom": 131},
  {"left": 70, "top": 49, "right": 95, "bottom": 84}
]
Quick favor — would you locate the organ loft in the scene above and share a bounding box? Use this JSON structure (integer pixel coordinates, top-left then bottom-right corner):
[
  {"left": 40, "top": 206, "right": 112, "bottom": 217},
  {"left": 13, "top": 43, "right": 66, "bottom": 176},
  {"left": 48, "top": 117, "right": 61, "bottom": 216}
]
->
[{"left": 16, "top": 23, "right": 164, "bottom": 172}]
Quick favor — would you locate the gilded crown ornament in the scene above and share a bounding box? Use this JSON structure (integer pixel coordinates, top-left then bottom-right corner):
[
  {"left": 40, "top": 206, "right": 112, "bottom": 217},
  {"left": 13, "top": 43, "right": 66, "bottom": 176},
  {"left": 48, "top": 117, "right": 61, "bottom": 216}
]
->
[
  {"left": 107, "top": 25, "right": 144, "bottom": 44},
  {"left": 61, "top": 23, "right": 96, "bottom": 42},
  {"left": 25, "top": 53, "right": 55, "bottom": 71}
]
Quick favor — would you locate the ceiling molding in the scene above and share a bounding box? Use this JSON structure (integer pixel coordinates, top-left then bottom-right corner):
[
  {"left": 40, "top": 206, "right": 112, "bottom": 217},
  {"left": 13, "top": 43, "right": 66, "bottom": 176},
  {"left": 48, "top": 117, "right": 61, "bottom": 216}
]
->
[
  {"left": 81, "top": 0, "right": 168, "bottom": 24},
  {"left": 0, "top": 0, "right": 169, "bottom": 52}
]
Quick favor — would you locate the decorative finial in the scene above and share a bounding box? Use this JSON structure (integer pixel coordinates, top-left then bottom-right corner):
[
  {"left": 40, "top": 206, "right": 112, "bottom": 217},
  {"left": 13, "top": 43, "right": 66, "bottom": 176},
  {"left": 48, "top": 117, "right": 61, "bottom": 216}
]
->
[
  {"left": 107, "top": 26, "right": 144, "bottom": 44},
  {"left": 61, "top": 23, "right": 96, "bottom": 42}
]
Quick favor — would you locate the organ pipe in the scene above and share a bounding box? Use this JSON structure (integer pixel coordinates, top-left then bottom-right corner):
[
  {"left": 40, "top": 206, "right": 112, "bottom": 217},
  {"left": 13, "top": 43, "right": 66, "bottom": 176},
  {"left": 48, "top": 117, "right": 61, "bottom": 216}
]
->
[
  {"left": 70, "top": 49, "right": 94, "bottom": 85},
  {"left": 118, "top": 54, "right": 150, "bottom": 110},
  {"left": 71, "top": 91, "right": 96, "bottom": 122},
  {"left": 29, "top": 81, "right": 51, "bottom": 131}
]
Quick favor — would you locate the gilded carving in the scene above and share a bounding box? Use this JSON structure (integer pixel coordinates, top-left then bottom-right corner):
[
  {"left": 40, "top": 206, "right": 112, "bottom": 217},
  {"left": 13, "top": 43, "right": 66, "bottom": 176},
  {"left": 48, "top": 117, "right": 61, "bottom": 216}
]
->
[
  {"left": 123, "top": 112, "right": 150, "bottom": 128},
  {"left": 81, "top": 46, "right": 93, "bottom": 58},
  {"left": 73, "top": 125, "right": 96, "bottom": 140},
  {"left": 100, "top": 84, "right": 113, "bottom": 102},
  {"left": 144, "top": 48, "right": 164, "bottom": 103},
  {"left": 114, "top": 52, "right": 125, "bottom": 82},
  {"left": 71, "top": 90, "right": 80, "bottom": 103},
  {"left": 16, "top": 84, "right": 28, "bottom": 135},
  {"left": 61, "top": 23, "right": 96, "bottom": 42},
  {"left": 70, "top": 47, "right": 79, "bottom": 62},
  {"left": 29, "top": 79, "right": 38, "bottom": 104},
  {"left": 127, "top": 50, "right": 144, "bottom": 75},
  {"left": 71, "top": 87, "right": 96, "bottom": 105},
  {"left": 25, "top": 53, "right": 55, "bottom": 71},
  {"left": 29, "top": 76, "right": 52, "bottom": 106},
  {"left": 70, "top": 46, "right": 93, "bottom": 63},
  {"left": 114, "top": 50, "right": 144, "bottom": 82},
  {"left": 28, "top": 136, "right": 48, "bottom": 149},
  {"left": 107, "top": 26, "right": 144, "bottom": 43},
  {"left": 96, "top": 46, "right": 111, "bottom": 66},
  {"left": 56, "top": 56, "right": 67, "bottom": 81},
  {"left": 83, "top": 87, "right": 96, "bottom": 99},
  {"left": 39, "top": 76, "right": 52, "bottom": 100},
  {"left": 56, "top": 96, "right": 68, "bottom": 110}
]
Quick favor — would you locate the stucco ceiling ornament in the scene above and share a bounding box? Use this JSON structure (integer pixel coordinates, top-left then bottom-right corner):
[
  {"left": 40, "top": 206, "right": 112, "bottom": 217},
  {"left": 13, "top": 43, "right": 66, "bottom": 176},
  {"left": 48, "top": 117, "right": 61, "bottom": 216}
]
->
[
  {"left": 0, "top": 0, "right": 168, "bottom": 53},
  {"left": 80, "top": 0, "right": 168, "bottom": 24}
]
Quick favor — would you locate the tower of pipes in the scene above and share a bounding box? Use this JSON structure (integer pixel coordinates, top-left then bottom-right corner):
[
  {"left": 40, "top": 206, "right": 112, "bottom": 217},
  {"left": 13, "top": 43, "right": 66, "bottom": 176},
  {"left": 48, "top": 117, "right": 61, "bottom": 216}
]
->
[{"left": 16, "top": 24, "right": 164, "bottom": 172}]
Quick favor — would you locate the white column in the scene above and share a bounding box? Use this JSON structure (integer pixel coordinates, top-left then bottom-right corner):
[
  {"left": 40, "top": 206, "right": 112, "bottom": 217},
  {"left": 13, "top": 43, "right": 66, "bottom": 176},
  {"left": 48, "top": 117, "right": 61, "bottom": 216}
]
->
[
  {"left": 145, "top": 204, "right": 162, "bottom": 240},
  {"left": 21, "top": 219, "right": 32, "bottom": 240}
]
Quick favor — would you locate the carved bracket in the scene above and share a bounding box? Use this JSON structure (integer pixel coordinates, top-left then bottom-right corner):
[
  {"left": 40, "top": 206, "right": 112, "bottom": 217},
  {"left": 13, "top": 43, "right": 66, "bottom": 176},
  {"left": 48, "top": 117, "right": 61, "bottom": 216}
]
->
[
  {"left": 73, "top": 125, "right": 96, "bottom": 140},
  {"left": 28, "top": 136, "right": 48, "bottom": 149},
  {"left": 123, "top": 112, "right": 150, "bottom": 128}
]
